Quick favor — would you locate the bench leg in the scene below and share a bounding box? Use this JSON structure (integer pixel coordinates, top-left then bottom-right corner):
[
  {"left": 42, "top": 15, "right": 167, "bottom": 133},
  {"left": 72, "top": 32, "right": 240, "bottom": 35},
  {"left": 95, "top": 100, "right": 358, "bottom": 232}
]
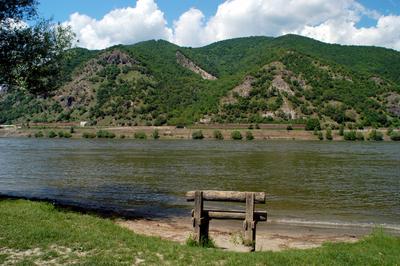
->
[
  {"left": 193, "top": 191, "right": 209, "bottom": 245},
  {"left": 244, "top": 193, "right": 256, "bottom": 251}
]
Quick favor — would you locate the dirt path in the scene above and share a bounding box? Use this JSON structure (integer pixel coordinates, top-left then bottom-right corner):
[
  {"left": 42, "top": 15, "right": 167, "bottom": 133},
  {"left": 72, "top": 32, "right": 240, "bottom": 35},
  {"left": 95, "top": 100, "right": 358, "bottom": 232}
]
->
[{"left": 117, "top": 217, "right": 362, "bottom": 252}]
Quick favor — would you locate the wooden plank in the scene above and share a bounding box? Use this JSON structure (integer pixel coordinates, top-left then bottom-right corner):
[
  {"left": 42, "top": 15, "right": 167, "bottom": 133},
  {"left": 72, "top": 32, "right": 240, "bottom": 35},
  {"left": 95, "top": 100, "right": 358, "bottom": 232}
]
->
[
  {"left": 205, "top": 210, "right": 266, "bottom": 221},
  {"left": 193, "top": 191, "right": 203, "bottom": 243},
  {"left": 186, "top": 190, "right": 266, "bottom": 203},
  {"left": 244, "top": 192, "right": 256, "bottom": 251}
]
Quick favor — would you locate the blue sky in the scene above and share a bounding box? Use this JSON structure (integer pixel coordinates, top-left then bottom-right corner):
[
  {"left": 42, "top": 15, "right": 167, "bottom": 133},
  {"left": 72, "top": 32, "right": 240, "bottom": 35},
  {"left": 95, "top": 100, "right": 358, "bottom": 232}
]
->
[
  {"left": 38, "top": 0, "right": 224, "bottom": 24},
  {"left": 38, "top": 0, "right": 399, "bottom": 25},
  {"left": 36, "top": 0, "right": 400, "bottom": 50}
]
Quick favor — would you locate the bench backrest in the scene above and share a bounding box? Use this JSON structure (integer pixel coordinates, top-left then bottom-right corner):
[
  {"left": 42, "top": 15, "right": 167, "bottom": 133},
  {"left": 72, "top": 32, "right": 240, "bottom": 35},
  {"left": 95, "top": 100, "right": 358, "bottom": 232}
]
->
[{"left": 186, "top": 190, "right": 266, "bottom": 204}]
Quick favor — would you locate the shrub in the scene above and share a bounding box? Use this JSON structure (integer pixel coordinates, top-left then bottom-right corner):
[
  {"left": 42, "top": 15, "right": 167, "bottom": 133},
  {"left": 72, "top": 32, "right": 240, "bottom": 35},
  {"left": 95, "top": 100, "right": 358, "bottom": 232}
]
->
[
  {"left": 70, "top": 127, "right": 75, "bottom": 134},
  {"left": 63, "top": 132, "right": 72, "bottom": 138},
  {"left": 231, "top": 131, "right": 243, "bottom": 140},
  {"left": 246, "top": 131, "right": 254, "bottom": 140},
  {"left": 47, "top": 131, "right": 57, "bottom": 138},
  {"left": 317, "top": 131, "right": 324, "bottom": 140},
  {"left": 96, "top": 130, "right": 116, "bottom": 139},
  {"left": 120, "top": 135, "right": 126, "bottom": 139},
  {"left": 356, "top": 132, "right": 365, "bottom": 141},
  {"left": 339, "top": 124, "right": 345, "bottom": 136},
  {"left": 368, "top": 130, "right": 383, "bottom": 141},
  {"left": 286, "top": 125, "right": 293, "bottom": 130},
  {"left": 152, "top": 129, "right": 160, "bottom": 140},
  {"left": 387, "top": 127, "right": 394, "bottom": 136},
  {"left": 213, "top": 130, "right": 224, "bottom": 140},
  {"left": 326, "top": 128, "right": 333, "bottom": 140},
  {"left": 344, "top": 130, "right": 357, "bottom": 141},
  {"left": 154, "top": 116, "right": 167, "bottom": 126},
  {"left": 34, "top": 131, "right": 44, "bottom": 138},
  {"left": 134, "top": 132, "right": 147, "bottom": 140},
  {"left": 192, "top": 130, "right": 204, "bottom": 140},
  {"left": 390, "top": 131, "right": 400, "bottom": 141},
  {"left": 58, "top": 131, "right": 65, "bottom": 138},
  {"left": 305, "top": 118, "right": 321, "bottom": 131},
  {"left": 82, "top": 132, "right": 96, "bottom": 139}
]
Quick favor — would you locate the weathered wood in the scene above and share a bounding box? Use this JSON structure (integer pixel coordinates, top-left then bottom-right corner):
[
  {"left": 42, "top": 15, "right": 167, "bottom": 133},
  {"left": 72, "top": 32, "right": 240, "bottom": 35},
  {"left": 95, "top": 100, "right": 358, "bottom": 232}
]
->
[
  {"left": 244, "top": 192, "right": 256, "bottom": 251},
  {"left": 186, "top": 190, "right": 266, "bottom": 203},
  {"left": 191, "top": 209, "right": 267, "bottom": 221},
  {"left": 187, "top": 190, "right": 266, "bottom": 251},
  {"left": 193, "top": 191, "right": 209, "bottom": 243}
]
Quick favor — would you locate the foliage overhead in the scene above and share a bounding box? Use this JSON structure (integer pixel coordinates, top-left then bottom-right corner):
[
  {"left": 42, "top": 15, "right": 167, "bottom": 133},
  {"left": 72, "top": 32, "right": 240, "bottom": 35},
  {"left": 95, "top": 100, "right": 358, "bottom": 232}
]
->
[{"left": 0, "top": 0, "right": 74, "bottom": 96}]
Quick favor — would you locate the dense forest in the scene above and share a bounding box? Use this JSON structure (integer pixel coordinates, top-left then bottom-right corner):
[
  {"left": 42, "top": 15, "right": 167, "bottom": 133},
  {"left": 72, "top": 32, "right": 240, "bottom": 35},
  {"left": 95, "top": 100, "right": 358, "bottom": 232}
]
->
[{"left": 1, "top": 34, "right": 399, "bottom": 128}]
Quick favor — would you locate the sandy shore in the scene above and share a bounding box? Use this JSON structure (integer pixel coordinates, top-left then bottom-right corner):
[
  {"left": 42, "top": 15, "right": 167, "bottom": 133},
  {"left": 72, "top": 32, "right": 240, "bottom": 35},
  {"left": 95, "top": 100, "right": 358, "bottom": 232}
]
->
[{"left": 116, "top": 217, "right": 372, "bottom": 252}]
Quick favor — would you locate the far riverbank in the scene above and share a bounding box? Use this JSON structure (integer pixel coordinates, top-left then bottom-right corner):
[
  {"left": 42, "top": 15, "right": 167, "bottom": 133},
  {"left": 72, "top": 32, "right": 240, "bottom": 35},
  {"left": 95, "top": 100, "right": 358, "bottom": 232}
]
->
[{"left": 0, "top": 124, "right": 398, "bottom": 141}]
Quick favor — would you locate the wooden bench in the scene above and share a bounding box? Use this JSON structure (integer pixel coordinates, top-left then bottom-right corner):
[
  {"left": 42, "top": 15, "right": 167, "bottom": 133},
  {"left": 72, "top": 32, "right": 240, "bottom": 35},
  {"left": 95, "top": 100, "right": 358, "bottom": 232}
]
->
[{"left": 186, "top": 190, "right": 267, "bottom": 251}]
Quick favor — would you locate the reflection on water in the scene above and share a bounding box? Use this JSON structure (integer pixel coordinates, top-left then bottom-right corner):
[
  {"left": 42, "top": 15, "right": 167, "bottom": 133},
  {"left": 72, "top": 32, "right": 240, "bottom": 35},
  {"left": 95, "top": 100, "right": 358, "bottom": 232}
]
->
[{"left": 0, "top": 138, "right": 399, "bottom": 225}]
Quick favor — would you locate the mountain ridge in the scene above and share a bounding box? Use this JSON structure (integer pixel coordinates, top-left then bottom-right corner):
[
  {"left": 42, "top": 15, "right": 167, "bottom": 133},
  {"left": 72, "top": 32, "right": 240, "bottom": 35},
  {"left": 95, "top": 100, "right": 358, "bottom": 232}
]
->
[{"left": 1, "top": 34, "right": 399, "bottom": 128}]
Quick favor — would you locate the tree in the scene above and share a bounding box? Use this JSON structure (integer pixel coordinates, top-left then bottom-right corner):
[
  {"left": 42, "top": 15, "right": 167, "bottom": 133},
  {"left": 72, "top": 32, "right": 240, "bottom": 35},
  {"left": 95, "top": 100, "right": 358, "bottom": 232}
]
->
[
  {"left": 0, "top": 0, "right": 74, "bottom": 96},
  {"left": 305, "top": 118, "right": 321, "bottom": 131}
]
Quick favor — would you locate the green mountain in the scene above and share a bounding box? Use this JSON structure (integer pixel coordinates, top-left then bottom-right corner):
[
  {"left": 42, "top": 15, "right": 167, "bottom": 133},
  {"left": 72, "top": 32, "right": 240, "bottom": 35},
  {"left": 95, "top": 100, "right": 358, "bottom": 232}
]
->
[{"left": 1, "top": 35, "right": 400, "bottom": 128}]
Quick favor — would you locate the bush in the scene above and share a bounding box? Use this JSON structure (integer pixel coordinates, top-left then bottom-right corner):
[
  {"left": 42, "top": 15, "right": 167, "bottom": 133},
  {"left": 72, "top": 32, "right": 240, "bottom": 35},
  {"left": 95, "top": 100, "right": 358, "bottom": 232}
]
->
[
  {"left": 192, "top": 130, "right": 204, "bottom": 140},
  {"left": 96, "top": 130, "right": 116, "bottom": 139},
  {"left": 344, "top": 130, "right": 357, "bottom": 141},
  {"left": 134, "top": 132, "right": 147, "bottom": 140},
  {"left": 231, "top": 131, "right": 243, "bottom": 140},
  {"left": 368, "top": 130, "right": 384, "bottom": 141},
  {"left": 326, "top": 128, "right": 333, "bottom": 140},
  {"left": 120, "top": 135, "right": 126, "bottom": 139},
  {"left": 47, "top": 131, "right": 57, "bottom": 138},
  {"left": 286, "top": 125, "right": 293, "bottom": 130},
  {"left": 70, "top": 127, "right": 75, "bottom": 134},
  {"left": 246, "top": 131, "right": 254, "bottom": 140},
  {"left": 390, "top": 131, "right": 400, "bottom": 141},
  {"left": 213, "top": 130, "right": 224, "bottom": 140},
  {"left": 58, "top": 131, "right": 65, "bottom": 138},
  {"left": 339, "top": 124, "right": 345, "bottom": 136},
  {"left": 356, "top": 132, "right": 365, "bottom": 141},
  {"left": 305, "top": 118, "right": 321, "bottom": 131},
  {"left": 82, "top": 132, "right": 96, "bottom": 138},
  {"left": 317, "top": 131, "right": 323, "bottom": 140},
  {"left": 34, "top": 131, "right": 44, "bottom": 138},
  {"left": 63, "top": 132, "right": 72, "bottom": 138},
  {"left": 387, "top": 127, "right": 394, "bottom": 136},
  {"left": 152, "top": 129, "right": 160, "bottom": 140}
]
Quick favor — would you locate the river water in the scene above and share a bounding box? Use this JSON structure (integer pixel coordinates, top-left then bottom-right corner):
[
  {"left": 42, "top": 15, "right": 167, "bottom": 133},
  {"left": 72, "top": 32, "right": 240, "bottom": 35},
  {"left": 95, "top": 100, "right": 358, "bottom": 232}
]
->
[{"left": 0, "top": 138, "right": 399, "bottom": 230}]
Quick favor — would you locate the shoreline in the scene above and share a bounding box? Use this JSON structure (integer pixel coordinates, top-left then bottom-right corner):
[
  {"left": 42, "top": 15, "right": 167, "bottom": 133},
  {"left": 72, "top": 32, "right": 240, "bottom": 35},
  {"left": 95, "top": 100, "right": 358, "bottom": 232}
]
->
[
  {"left": 117, "top": 216, "right": 384, "bottom": 252},
  {"left": 2, "top": 196, "right": 398, "bottom": 252},
  {"left": 0, "top": 125, "right": 396, "bottom": 141}
]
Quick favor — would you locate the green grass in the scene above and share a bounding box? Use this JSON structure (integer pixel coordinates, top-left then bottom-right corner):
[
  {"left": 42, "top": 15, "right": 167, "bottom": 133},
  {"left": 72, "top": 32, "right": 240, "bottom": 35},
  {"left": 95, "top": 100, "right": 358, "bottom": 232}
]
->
[{"left": 1, "top": 200, "right": 400, "bottom": 265}]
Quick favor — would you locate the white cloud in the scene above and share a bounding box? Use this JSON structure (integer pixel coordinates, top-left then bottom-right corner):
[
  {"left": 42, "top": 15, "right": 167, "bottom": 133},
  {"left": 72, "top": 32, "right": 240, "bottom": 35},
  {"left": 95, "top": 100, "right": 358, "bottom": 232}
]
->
[
  {"left": 64, "top": 0, "right": 172, "bottom": 49},
  {"left": 64, "top": 0, "right": 400, "bottom": 51},
  {"left": 300, "top": 15, "right": 400, "bottom": 50}
]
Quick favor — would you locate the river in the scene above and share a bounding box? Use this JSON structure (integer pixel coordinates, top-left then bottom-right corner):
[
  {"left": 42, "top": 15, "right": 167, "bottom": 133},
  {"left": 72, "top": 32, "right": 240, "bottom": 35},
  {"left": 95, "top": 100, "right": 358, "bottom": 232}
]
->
[{"left": 0, "top": 138, "right": 399, "bottom": 230}]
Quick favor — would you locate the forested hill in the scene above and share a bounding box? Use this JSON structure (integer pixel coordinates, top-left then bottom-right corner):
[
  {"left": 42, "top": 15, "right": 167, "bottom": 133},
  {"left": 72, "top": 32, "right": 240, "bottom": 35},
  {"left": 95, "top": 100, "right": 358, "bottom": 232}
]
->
[{"left": 1, "top": 34, "right": 400, "bottom": 128}]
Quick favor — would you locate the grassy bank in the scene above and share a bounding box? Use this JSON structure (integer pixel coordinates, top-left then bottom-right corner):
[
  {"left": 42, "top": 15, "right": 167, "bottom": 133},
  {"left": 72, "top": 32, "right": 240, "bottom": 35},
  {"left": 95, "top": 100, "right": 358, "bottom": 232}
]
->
[{"left": 1, "top": 200, "right": 399, "bottom": 265}]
